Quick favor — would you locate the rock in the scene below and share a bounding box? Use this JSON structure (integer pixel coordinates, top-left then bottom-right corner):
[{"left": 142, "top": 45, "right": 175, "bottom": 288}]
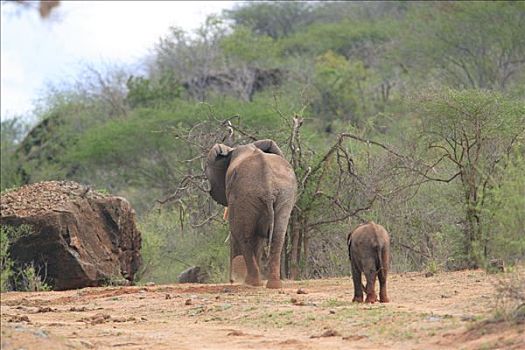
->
[
  {"left": 227, "top": 330, "right": 245, "bottom": 336},
  {"left": 8, "top": 315, "right": 30, "bottom": 323},
  {"left": 0, "top": 181, "right": 142, "bottom": 290},
  {"left": 290, "top": 298, "right": 304, "bottom": 306},
  {"left": 178, "top": 266, "right": 209, "bottom": 283},
  {"left": 297, "top": 288, "right": 308, "bottom": 294},
  {"left": 310, "top": 329, "right": 340, "bottom": 338},
  {"left": 79, "top": 313, "right": 111, "bottom": 325}
]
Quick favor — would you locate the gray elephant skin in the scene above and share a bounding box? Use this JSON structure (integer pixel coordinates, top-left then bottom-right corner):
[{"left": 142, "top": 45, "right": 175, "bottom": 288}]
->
[
  {"left": 205, "top": 139, "right": 296, "bottom": 289},
  {"left": 347, "top": 221, "right": 390, "bottom": 303}
]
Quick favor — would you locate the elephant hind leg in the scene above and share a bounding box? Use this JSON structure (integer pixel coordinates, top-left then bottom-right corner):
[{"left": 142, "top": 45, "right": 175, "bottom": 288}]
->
[
  {"left": 351, "top": 262, "right": 364, "bottom": 303},
  {"left": 265, "top": 197, "right": 294, "bottom": 289},
  {"left": 364, "top": 270, "right": 378, "bottom": 303},
  {"left": 378, "top": 245, "right": 390, "bottom": 303},
  {"left": 242, "top": 236, "right": 263, "bottom": 287},
  {"left": 378, "top": 267, "right": 389, "bottom": 303}
]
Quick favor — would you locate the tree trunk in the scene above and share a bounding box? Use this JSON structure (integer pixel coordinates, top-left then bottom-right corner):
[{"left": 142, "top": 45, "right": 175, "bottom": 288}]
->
[{"left": 289, "top": 209, "right": 301, "bottom": 280}]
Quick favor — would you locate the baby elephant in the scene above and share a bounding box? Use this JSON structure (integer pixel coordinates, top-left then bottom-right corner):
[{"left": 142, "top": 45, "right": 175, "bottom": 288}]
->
[{"left": 347, "top": 221, "right": 390, "bottom": 303}]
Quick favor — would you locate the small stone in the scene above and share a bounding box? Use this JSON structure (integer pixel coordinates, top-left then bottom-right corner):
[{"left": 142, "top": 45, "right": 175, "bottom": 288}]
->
[
  {"left": 461, "top": 315, "right": 476, "bottom": 322},
  {"left": 310, "top": 329, "right": 340, "bottom": 338},
  {"left": 8, "top": 315, "right": 30, "bottom": 323},
  {"left": 425, "top": 272, "right": 434, "bottom": 278},
  {"left": 165, "top": 294, "right": 171, "bottom": 300},
  {"left": 290, "top": 298, "right": 304, "bottom": 306},
  {"left": 329, "top": 310, "right": 336, "bottom": 314},
  {"left": 227, "top": 330, "right": 245, "bottom": 336},
  {"left": 185, "top": 299, "right": 193, "bottom": 305},
  {"left": 296, "top": 288, "right": 308, "bottom": 294},
  {"left": 36, "top": 306, "right": 54, "bottom": 313},
  {"left": 69, "top": 306, "right": 87, "bottom": 312}
]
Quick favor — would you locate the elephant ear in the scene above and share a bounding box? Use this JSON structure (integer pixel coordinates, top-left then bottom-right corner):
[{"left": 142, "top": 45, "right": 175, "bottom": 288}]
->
[
  {"left": 205, "top": 143, "right": 233, "bottom": 206},
  {"left": 252, "top": 139, "right": 284, "bottom": 157}
]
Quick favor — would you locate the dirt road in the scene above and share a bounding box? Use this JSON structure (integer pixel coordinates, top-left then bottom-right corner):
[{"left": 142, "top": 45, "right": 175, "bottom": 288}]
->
[{"left": 1, "top": 270, "right": 524, "bottom": 349}]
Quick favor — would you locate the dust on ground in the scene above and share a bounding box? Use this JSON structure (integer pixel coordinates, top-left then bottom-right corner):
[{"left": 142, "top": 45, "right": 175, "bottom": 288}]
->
[{"left": 1, "top": 270, "right": 524, "bottom": 350}]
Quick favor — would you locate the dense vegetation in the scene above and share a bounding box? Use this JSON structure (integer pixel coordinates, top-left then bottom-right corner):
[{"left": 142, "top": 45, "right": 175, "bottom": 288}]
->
[{"left": 2, "top": 2, "right": 524, "bottom": 284}]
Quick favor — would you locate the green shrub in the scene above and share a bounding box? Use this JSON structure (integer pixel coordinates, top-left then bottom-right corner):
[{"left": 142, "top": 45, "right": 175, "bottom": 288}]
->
[
  {"left": 1, "top": 225, "right": 50, "bottom": 292},
  {"left": 493, "top": 267, "right": 525, "bottom": 323},
  {"left": 137, "top": 210, "right": 230, "bottom": 284},
  {"left": 0, "top": 227, "right": 14, "bottom": 292},
  {"left": 14, "top": 263, "right": 51, "bottom": 292}
]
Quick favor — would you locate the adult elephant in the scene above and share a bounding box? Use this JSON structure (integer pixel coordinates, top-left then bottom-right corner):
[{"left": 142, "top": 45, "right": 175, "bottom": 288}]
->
[{"left": 205, "top": 139, "right": 296, "bottom": 289}]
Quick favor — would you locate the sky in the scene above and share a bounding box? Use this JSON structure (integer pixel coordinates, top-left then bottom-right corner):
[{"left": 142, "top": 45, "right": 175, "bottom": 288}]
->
[{"left": 0, "top": 1, "right": 236, "bottom": 121}]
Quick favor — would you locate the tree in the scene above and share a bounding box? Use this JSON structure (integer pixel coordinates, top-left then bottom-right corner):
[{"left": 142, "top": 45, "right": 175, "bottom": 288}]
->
[
  {"left": 401, "top": 2, "right": 525, "bottom": 90},
  {"left": 153, "top": 16, "right": 227, "bottom": 101},
  {"left": 224, "top": 2, "right": 315, "bottom": 39},
  {"left": 416, "top": 88, "right": 525, "bottom": 267},
  {"left": 0, "top": 118, "right": 28, "bottom": 191}
]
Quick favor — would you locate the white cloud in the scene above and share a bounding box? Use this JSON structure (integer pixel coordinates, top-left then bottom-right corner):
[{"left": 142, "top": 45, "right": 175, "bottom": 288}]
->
[{"left": 0, "top": 1, "right": 236, "bottom": 120}]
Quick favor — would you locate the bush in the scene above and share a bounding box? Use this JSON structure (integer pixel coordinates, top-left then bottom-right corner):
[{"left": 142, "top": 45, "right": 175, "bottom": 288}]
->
[
  {"left": 494, "top": 266, "right": 525, "bottom": 323},
  {"left": 137, "top": 210, "right": 230, "bottom": 284},
  {"left": 1, "top": 225, "right": 50, "bottom": 292},
  {"left": 0, "top": 227, "right": 14, "bottom": 292},
  {"left": 13, "top": 263, "right": 51, "bottom": 292}
]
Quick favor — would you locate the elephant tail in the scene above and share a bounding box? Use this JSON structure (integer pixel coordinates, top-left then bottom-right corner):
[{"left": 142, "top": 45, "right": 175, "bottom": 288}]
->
[{"left": 376, "top": 244, "right": 388, "bottom": 274}]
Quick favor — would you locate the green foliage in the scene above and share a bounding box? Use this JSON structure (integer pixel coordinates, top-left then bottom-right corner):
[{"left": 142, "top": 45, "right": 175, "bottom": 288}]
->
[
  {"left": 0, "top": 118, "right": 28, "bottom": 191},
  {"left": 415, "top": 88, "right": 525, "bottom": 267},
  {"left": 220, "top": 26, "right": 279, "bottom": 65},
  {"left": 225, "top": 2, "right": 315, "bottom": 39},
  {"left": 484, "top": 154, "right": 525, "bottom": 263},
  {"left": 280, "top": 19, "right": 391, "bottom": 59},
  {"left": 493, "top": 268, "right": 525, "bottom": 323},
  {"left": 0, "top": 227, "right": 14, "bottom": 292},
  {"left": 0, "top": 225, "right": 48, "bottom": 292},
  {"left": 312, "top": 50, "right": 372, "bottom": 125},
  {"left": 399, "top": 2, "right": 525, "bottom": 90},
  {"left": 137, "top": 210, "right": 229, "bottom": 284},
  {"left": 126, "top": 74, "right": 182, "bottom": 108},
  {"left": 14, "top": 263, "right": 51, "bottom": 292}
]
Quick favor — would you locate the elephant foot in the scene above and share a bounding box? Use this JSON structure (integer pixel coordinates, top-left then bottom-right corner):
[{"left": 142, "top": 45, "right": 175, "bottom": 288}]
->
[
  {"left": 352, "top": 296, "right": 364, "bottom": 303},
  {"left": 266, "top": 279, "right": 282, "bottom": 289},
  {"left": 380, "top": 297, "right": 390, "bottom": 303},
  {"left": 244, "top": 276, "right": 263, "bottom": 287},
  {"left": 365, "top": 294, "right": 377, "bottom": 304}
]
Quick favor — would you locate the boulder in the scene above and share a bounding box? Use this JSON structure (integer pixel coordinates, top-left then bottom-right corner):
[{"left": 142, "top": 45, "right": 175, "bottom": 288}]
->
[
  {"left": 0, "top": 181, "right": 142, "bottom": 290},
  {"left": 177, "top": 266, "right": 209, "bottom": 284}
]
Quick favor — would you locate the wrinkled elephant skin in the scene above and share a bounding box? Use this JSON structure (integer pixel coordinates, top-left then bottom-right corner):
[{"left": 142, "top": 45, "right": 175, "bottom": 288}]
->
[
  {"left": 348, "top": 221, "right": 390, "bottom": 303},
  {"left": 206, "top": 140, "right": 296, "bottom": 289}
]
